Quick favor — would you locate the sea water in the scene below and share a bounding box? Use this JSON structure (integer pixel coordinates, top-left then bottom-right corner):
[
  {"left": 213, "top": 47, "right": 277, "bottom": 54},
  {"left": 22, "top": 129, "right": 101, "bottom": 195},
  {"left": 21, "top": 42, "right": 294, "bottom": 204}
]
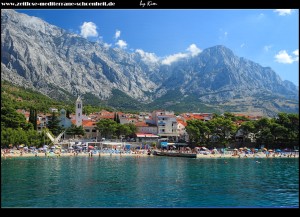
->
[{"left": 1, "top": 156, "right": 298, "bottom": 208}]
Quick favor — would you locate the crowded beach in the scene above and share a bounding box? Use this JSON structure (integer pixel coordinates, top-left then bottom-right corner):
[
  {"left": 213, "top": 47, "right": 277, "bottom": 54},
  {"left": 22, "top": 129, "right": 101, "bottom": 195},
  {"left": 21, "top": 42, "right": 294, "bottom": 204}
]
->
[{"left": 1, "top": 145, "right": 299, "bottom": 159}]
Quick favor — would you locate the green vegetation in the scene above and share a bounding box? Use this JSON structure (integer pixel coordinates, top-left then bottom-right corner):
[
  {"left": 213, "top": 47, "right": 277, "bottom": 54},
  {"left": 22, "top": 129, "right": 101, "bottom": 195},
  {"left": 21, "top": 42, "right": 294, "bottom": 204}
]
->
[
  {"left": 1, "top": 80, "right": 71, "bottom": 113},
  {"left": 185, "top": 112, "right": 299, "bottom": 149},
  {"left": 106, "top": 89, "right": 145, "bottom": 112},
  {"left": 65, "top": 124, "right": 85, "bottom": 138},
  {"left": 46, "top": 112, "right": 63, "bottom": 137},
  {"left": 29, "top": 108, "right": 38, "bottom": 130},
  {"left": 96, "top": 119, "right": 137, "bottom": 139},
  {"left": 148, "top": 90, "right": 220, "bottom": 113},
  {"left": 1, "top": 105, "right": 52, "bottom": 147}
]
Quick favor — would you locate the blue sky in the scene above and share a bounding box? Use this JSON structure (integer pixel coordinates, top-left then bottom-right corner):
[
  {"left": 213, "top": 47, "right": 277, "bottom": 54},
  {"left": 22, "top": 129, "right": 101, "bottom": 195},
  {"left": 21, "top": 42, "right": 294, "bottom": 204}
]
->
[{"left": 16, "top": 9, "right": 299, "bottom": 86}]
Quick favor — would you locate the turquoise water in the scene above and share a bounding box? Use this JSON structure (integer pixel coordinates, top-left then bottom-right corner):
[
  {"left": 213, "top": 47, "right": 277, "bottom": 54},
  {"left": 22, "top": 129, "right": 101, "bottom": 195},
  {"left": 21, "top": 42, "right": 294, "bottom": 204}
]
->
[{"left": 1, "top": 156, "right": 299, "bottom": 208}]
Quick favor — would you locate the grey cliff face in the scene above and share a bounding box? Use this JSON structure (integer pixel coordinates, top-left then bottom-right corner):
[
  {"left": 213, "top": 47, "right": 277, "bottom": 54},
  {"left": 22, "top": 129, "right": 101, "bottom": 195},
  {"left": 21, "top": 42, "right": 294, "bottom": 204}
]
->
[
  {"left": 1, "top": 10, "right": 298, "bottom": 115},
  {"left": 1, "top": 9, "right": 158, "bottom": 102}
]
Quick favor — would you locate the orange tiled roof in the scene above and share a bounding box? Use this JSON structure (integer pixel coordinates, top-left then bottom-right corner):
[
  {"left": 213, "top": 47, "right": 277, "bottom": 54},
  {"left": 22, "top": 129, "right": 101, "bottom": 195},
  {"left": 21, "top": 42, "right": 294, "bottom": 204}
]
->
[
  {"left": 135, "top": 122, "right": 149, "bottom": 127},
  {"left": 82, "top": 120, "right": 97, "bottom": 127},
  {"left": 193, "top": 114, "right": 205, "bottom": 120},
  {"left": 177, "top": 120, "right": 187, "bottom": 127}
]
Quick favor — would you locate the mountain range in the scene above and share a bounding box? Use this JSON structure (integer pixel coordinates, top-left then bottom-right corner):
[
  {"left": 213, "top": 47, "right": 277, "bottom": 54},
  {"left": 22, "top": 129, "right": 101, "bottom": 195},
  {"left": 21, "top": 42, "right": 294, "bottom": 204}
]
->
[{"left": 1, "top": 9, "right": 299, "bottom": 116}]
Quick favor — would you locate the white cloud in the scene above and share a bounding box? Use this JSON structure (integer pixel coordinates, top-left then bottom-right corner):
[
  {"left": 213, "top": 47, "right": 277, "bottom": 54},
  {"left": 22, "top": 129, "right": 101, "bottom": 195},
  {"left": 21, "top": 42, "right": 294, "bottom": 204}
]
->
[
  {"left": 275, "top": 50, "right": 299, "bottom": 64},
  {"left": 161, "top": 53, "right": 188, "bottom": 65},
  {"left": 240, "top": 43, "right": 245, "bottom": 48},
  {"left": 224, "top": 31, "right": 228, "bottom": 37},
  {"left": 274, "top": 9, "right": 293, "bottom": 16},
  {"left": 186, "top": 44, "right": 201, "bottom": 57},
  {"left": 115, "top": 30, "right": 121, "bottom": 39},
  {"left": 292, "top": 49, "right": 299, "bottom": 62},
  {"left": 115, "top": 39, "right": 127, "bottom": 49},
  {"left": 103, "top": 43, "right": 112, "bottom": 49},
  {"left": 161, "top": 44, "right": 202, "bottom": 65},
  {"left": 264, "top": 45, "right": 273, "bottom": 52},
  {"left": 135, "top": 49, "right": 159, "bottom": 64},
  {"left": 80, "top": 22, "right": 98, "bottom": 38}
]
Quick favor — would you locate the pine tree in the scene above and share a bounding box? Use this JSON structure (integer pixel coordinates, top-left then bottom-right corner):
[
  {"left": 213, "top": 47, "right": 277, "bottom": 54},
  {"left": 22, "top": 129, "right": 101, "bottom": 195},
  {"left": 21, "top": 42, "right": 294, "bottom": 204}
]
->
[
  {"left": 29, "top": 108, "right": 37, "bottom": 130},
  {"left": 116, "top": 113, "right": 120, "bottom": 124},
  {"left": 33, "top": 109, "right": 37, "bottom": 130},
  {"left": 29, "top": 108, "right": 33, "bottom": 124},
  {"left": 47, "top": 112, "right": 63, "bottom": 136},
  {"left": 114, "top": 112, "right": 117, "bottom": 122},
  {"left": 66, "top": 110, "right": 71, "bottom": 119}
]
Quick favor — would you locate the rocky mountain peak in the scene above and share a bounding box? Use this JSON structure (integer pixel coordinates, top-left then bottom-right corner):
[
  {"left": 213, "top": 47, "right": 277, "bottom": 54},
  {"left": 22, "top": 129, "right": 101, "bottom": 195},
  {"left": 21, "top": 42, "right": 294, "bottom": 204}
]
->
[{"left": 1, "top": 10, "right": 298, "bottom": 116}]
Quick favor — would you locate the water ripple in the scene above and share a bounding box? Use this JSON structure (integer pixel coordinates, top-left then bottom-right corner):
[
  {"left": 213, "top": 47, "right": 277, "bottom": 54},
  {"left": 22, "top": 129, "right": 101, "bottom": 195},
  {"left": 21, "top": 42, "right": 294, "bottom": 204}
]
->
[{"left": 1, "top": 157, "right": 298, "bottom": 207}]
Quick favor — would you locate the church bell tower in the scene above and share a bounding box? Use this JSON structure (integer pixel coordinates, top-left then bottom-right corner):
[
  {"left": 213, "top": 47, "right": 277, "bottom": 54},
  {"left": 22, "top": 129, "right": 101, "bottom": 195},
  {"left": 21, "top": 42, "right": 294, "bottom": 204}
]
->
[{"left": 75, "top": 96, "right": 82, "bottom": 127}]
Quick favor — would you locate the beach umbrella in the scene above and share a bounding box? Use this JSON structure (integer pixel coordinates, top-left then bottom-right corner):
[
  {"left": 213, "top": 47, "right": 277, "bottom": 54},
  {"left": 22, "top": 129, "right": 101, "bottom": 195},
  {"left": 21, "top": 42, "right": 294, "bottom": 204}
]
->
[
  {"left": 88, "top": 146, "right": 94, "bottom": 149},
  {"left": 68, "top": 147, "right": 74, "bottom": 150},
  {"left": 234, "top": 148, "right": 238, "bottom": 151},
  {"left": 275, "top": 149, "right": 281, "bottom": 152},
  {"left": 263, "top": 148, "right": 267, "bottom": 151},
  {"left": 268, "top": 149, "right": 273, "bottom": 152},
  {"left": 19, "top": 144, "right": 24, "bottom": 148}
]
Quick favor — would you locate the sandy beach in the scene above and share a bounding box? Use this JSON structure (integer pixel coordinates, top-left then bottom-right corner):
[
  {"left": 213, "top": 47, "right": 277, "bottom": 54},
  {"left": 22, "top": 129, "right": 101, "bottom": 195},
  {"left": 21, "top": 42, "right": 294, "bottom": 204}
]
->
[{"left": 1, "top": 149, "right": 298, "bottom": 159}]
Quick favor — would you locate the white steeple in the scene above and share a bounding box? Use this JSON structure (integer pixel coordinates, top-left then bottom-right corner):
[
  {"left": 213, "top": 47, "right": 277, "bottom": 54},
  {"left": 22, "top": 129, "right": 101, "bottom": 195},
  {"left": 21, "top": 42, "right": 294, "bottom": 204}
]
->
[{"left": 75, "top": 95, "right": 82, "bottom": 127}]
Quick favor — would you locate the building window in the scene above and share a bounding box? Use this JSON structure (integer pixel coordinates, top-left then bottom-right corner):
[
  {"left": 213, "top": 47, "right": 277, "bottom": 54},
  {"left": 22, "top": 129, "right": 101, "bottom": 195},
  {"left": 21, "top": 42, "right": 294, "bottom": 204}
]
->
[
  {"left": 92, "top": 129, "right": 96, "bottom": 132},
  {"left": 85, "top": 129, "right": 90, "bottom": 132},
  {"left": 78, "top": 113, "right": 80, "bottom": 117},
  {"left": 78, "top": 104, "right": 81, "bottom": 109}
]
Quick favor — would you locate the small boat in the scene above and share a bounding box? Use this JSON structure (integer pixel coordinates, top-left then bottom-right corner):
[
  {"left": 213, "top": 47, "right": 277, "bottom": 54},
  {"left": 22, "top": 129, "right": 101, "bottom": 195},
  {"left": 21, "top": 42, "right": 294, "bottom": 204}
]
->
[{"left": 152, "top": 150, "right": 197, "bottom": 158}]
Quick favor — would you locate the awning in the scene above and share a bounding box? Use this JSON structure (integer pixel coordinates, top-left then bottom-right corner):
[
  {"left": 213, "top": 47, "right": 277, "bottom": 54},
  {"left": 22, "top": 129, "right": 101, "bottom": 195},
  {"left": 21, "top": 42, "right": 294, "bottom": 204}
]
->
[
  {"left": 158, "top": 133, "right": 179, "bottom": 137},
  {"left": 136, "top": 133, "right": 159, "bottom": 138},
  {"left": 102, "top": 142, "right": 123, "bottom": 146}
]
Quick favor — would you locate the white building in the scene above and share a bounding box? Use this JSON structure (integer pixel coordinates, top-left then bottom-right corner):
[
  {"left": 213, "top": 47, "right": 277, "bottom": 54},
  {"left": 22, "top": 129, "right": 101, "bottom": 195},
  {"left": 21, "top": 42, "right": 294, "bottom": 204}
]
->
[
  {"left": 135, "top": 121, "right": 158, "bottom": 134},
  {"left": 151, "top": 110, "right": 178, "bottom": 140},
  {"left": 49, "top": 107, "right": 58, "bottom": 113}
]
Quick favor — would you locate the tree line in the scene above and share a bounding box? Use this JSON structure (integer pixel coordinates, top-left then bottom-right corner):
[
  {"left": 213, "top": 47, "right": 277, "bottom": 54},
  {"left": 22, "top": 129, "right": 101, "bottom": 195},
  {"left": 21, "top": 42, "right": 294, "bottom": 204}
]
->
[{"left": 185, "top": 112, "right": 299, "bottom": 149}]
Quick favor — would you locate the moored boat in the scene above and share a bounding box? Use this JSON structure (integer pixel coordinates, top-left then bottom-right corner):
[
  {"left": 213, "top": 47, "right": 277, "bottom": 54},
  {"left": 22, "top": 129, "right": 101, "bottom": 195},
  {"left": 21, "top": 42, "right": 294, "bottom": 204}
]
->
[{"left": 152, "top": 150, "right": 197, "bottom": 158}]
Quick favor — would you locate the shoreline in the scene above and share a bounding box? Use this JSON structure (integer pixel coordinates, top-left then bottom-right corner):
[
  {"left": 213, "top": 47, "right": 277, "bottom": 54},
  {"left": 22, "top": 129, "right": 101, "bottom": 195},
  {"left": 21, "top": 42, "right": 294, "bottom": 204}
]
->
[{"left": 1, "top": 151, "right": 298, "bottom": 159}]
